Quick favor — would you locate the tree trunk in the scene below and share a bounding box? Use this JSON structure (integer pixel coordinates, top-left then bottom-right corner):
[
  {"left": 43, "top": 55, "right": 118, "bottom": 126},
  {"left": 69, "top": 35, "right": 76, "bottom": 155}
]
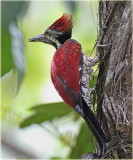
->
[{"left": 96, "top": 1, "right": 132, "bottom": 158}]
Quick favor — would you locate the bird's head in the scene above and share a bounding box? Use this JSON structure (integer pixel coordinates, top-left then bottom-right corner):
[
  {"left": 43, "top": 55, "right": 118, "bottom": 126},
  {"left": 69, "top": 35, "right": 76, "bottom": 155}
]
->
[{"left": 29, "top": 13, "right": 73, "bottom": 49}]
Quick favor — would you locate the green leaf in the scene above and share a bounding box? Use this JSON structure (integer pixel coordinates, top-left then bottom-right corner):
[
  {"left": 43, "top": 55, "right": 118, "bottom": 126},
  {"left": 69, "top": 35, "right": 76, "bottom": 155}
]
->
[
  {"left": 9, "top": 22, "right": 26, "bottom": 92},
  {"left": 20, "top": 102, "right": 72, "bottom": 128},
  {"left": 1, "top": 1, "right": 28, "bottom": 76},
  {"left": 68, "top": 123, "right": 96, "bottom": 158},
  {"left": 89, "top": 74, "right": 98, "bottom": 88}
]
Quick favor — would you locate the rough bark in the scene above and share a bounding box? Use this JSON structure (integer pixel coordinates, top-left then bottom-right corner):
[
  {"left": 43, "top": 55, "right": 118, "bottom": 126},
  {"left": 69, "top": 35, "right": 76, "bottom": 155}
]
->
[{"left": 96, "top": 1, "right": 132, "bottom": 159}]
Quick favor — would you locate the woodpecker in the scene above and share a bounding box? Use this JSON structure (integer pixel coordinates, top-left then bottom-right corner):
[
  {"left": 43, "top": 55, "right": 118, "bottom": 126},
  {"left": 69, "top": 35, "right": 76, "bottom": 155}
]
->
[{"left": 29, "top": 13, "right": 106, "bottom": 157}]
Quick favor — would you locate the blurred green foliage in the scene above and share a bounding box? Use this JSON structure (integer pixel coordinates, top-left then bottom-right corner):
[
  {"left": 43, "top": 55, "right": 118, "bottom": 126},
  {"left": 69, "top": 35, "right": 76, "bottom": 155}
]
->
[
  {"left": 1, "top": 1, "right": 29, "bottom": 75},
  {"left": 20, "top": 102, "right": 72, "bottom": 128},
  {"left": 1, "top": 0, "right": 98, "bottom": 159},
  {"left": 68, "top": 123, "right": 96, "bottom": 158}
]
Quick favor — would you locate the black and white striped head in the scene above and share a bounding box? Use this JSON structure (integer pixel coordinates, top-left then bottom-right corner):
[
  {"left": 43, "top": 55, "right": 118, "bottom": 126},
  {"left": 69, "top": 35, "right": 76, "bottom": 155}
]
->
[{"left": 29, "top": 13, "right": 73, "bottom": 49}]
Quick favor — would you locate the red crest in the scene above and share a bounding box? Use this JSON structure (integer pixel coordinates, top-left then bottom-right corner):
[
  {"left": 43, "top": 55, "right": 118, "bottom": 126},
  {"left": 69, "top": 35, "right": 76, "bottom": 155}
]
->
[{"left": 49, "top": 13, "right": 73, "bottom": 32}]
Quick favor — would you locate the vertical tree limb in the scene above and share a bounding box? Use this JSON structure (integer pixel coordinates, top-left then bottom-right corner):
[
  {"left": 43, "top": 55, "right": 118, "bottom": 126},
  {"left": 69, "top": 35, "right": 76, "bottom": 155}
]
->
[{"left": 96, "top": 1, "right": 132, "bottom": 158}]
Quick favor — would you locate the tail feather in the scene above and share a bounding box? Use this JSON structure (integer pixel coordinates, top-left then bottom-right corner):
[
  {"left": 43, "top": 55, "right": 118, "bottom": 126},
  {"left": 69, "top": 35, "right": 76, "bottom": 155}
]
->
[{"left": 80, "top": 98, "right": 106, "bottom": 157}]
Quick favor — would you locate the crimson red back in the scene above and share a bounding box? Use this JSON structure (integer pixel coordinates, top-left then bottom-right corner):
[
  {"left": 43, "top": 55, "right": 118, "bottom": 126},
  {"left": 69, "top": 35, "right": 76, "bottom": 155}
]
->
[{"left": 51, "top": 39, "right": 82, "bottom": 107}]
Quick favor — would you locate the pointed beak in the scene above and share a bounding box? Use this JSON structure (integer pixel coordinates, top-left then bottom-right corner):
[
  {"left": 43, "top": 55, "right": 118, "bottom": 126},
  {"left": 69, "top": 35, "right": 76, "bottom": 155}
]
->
[{"left": 28, "top": 34, "right": 45, "bottom": 42}]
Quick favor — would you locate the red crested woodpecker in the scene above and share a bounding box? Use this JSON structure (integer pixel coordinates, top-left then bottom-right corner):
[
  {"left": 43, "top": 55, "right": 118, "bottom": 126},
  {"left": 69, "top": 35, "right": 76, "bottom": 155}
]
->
[{"left": 29, "top": 13, "right": 106, "bottom": 157}]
